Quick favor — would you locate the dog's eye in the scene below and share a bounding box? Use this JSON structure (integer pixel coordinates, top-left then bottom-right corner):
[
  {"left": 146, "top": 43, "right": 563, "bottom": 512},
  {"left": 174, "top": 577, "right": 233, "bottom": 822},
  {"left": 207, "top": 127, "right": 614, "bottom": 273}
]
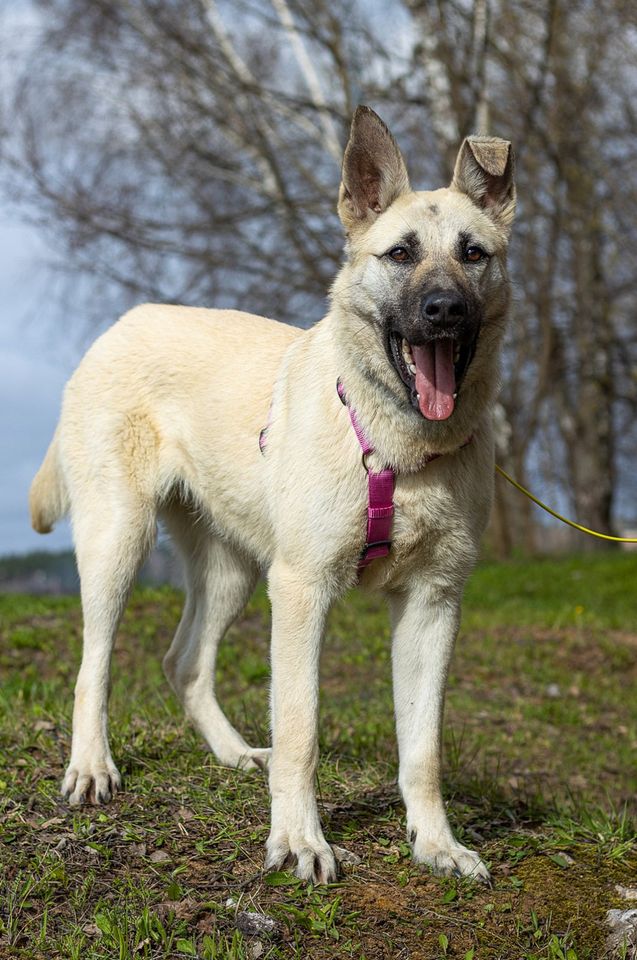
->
[
  {"left": 464, "top": 245, "right": 487, "bottom": 263},
  {"left": 387, "top": 247, "right": 411, "bottom": 263}
]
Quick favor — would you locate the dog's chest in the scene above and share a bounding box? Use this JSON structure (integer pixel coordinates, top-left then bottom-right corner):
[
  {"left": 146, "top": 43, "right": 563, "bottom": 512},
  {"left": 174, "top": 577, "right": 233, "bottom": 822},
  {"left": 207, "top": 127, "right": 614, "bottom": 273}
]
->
[
  {"left": 398, "top": 474, "right": 461, "bottom": 549},
  {"left": 361, "top": 462, "right": 483, "bottom": 589}
]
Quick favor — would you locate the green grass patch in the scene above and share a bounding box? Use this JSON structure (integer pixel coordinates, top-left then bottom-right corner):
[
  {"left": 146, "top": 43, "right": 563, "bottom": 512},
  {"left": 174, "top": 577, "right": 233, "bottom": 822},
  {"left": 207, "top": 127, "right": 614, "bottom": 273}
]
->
[{"left": 1, "top": 553, "right": 636, "bottom": 958}]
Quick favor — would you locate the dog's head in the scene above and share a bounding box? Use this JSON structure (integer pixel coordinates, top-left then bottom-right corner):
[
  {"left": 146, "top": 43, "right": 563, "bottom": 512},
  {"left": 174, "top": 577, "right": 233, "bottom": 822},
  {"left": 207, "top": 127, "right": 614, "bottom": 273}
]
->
[{"left": 333, "top": 106, "right": 515, "bottom": 427}]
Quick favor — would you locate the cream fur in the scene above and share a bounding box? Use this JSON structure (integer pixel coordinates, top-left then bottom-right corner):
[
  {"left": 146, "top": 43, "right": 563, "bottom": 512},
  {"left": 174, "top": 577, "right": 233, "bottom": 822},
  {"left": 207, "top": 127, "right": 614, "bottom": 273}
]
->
[{"left": 30, "top": 114, "right": 514, "bottom": 885}]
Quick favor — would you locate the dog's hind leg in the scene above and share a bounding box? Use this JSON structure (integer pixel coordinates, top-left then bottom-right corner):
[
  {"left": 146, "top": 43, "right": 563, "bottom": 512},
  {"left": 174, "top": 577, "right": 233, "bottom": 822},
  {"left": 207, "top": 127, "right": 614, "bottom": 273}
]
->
[
  {"left": 62, "top": 498, "right": 155, "bottom": 805},
  {"left": 162, "top": 508, "right": 269, "bottom": 770}
]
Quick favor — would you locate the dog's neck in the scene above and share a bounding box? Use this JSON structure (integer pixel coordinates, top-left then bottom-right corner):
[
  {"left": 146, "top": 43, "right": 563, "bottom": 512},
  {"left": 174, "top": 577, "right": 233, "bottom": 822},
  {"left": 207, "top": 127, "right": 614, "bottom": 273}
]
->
[{"left": 325, "top": 304, "right": 502, "bottom": 473}]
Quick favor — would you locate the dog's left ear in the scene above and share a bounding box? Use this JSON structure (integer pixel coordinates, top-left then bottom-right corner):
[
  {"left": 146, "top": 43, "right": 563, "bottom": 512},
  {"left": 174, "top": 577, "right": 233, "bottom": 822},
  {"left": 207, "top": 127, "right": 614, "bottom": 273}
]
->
[
  {"left": 338, "top": 106, "right": 410, "bottom": 233},
  {"left": 451, "top": 136, "right": 516, "bottom": 234}
]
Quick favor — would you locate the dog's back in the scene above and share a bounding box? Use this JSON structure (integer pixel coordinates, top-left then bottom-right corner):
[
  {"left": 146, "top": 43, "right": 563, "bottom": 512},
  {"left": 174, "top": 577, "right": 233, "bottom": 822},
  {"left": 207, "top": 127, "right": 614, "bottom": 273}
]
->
[{"left": 30, "top": 304, "right": 301, "bottom": 544}]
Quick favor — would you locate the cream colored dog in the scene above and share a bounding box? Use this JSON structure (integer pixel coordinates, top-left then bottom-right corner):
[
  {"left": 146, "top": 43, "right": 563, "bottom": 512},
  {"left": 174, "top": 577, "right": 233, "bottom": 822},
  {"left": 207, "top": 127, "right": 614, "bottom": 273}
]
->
[{"left": 30, "top": 107, "right": 515, "bottom": 884}]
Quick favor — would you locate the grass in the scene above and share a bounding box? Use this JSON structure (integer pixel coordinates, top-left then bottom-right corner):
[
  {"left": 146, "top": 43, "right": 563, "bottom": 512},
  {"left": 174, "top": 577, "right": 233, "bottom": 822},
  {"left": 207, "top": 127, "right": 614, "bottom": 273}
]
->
[{"left": 1, "top": 552, "right": 636, "bottom": 959}]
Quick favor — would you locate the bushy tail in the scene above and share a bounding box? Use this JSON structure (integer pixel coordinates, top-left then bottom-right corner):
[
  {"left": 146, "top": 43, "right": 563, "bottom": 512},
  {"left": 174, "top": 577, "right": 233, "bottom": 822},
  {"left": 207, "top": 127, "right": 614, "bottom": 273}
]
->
[{"left": 29, "top": 430, "right": 69, "bottom": 534}]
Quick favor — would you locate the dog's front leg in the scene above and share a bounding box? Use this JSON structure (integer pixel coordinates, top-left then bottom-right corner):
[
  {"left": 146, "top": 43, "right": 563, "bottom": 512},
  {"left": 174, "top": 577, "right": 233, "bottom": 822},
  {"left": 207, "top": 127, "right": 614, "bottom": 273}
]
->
[
  {"left": 389, "top": 583, "right": 490, "bottom": 882},
  {"left": 265, "top": 559, "right": 336, "bottom": 884}
]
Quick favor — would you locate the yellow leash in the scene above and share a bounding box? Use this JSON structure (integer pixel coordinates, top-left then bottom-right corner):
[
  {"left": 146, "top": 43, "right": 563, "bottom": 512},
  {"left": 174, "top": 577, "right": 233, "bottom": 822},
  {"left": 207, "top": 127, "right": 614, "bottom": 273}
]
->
[{"left": 495, "top": 464, "right": 637, "bottom": 544}]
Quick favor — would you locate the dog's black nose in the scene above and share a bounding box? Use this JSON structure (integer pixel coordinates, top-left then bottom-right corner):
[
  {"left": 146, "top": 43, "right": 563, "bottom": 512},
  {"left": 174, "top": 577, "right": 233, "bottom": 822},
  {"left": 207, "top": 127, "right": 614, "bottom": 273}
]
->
[{"left": 421, "top": 290, "right": 466, "bottom": 327}]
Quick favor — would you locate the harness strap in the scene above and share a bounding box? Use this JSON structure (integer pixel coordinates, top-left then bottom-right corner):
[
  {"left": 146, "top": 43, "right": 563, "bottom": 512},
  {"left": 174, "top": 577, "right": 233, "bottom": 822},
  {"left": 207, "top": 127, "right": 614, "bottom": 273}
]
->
[{"left": 337, "top": 379, "right": 395, "bottom": 575}]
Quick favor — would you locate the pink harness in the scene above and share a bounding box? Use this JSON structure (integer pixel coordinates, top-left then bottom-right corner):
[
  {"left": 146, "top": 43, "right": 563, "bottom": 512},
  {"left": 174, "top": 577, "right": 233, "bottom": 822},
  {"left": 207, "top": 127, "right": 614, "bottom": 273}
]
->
[
  {"left": 260, "top": 379, "right": 463, "bottom": 578},
  {"left": 336, "top": 380, "right": 452, "bottom": 575}
]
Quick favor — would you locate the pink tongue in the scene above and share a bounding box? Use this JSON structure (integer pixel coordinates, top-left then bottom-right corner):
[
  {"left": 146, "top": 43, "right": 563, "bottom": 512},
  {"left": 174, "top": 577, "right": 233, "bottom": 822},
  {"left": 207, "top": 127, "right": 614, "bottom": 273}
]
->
[{"left": 412, "top": 341, "right": 456, "bottom": 420}]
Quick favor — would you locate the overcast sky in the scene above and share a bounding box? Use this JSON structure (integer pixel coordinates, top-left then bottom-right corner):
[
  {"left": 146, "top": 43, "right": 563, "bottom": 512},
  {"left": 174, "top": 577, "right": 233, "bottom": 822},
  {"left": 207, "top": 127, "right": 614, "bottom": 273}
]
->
[
  {"left": 0, "top": 1, "right": 73, "bottom": 555},
  {"left": 0, "top": 218, "right": 77, "bottom": 554}
]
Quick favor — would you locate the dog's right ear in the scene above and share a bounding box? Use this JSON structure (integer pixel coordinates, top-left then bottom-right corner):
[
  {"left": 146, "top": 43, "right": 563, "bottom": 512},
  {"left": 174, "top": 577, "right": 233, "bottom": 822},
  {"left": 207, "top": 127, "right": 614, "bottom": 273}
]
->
[
  {"left": 338, "top": 106, "right": 410, "bottom": 233},
  {"left": 451, "top": 136, "right": 516, "bottom": 234}
]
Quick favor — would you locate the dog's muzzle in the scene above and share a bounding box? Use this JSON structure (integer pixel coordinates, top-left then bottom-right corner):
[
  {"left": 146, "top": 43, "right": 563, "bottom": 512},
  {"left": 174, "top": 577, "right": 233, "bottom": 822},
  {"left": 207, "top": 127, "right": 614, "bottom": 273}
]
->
[{"left": 387, "top": 310, "right": 479, "bottom": 421}]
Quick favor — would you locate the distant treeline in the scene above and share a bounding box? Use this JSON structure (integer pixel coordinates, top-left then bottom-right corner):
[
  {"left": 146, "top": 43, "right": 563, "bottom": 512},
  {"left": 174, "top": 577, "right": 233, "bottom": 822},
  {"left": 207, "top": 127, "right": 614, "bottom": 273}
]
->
[
  {"left": 0, "top": 544, "right": 181, "bottom": 595},
  {"left": 0, "top": 550, "right": 78, "bottom": 594}
]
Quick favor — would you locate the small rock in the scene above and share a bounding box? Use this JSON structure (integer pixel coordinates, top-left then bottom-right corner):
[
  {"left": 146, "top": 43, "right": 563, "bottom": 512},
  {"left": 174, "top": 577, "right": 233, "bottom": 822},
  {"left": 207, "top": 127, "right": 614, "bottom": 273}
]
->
[
  {"left": 149, "top": 849, "right": 170, "bottom": 863},
  {"left": 606, "top": 908, "right": 637, "bottom": 957},
  {"left": 545, "top": 683, "right": 561, "bottom": 699},
  {"left": 34, "top": 720, "right": 56, "bottom": 732},
  {"left": 333, "top": 845, "right": 362, "bottom": 866},
  {"left": 617, "top": 885, "right": 637, "bottom": 901},
  {"left": 250, "top": 943, "right": 264, "bottom": 959},
  {"left": 235, "top": 910, "right": 279, "bottom": 938},
  {"left": 225, "top": 897, "right": 237, "bottom": 909}
]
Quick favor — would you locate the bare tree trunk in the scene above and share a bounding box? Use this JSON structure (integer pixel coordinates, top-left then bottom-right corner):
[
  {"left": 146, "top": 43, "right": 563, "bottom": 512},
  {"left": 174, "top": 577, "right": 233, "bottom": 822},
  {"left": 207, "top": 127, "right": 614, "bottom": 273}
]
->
[
  {"left": 405, "top": 0, "right": 460, "bottom": 170},
  {"left": 568, "top": 227, "right": 616, "bottom": 545},
  {"left": 471, "top": 0, "right": 490, "bottom": 134}
]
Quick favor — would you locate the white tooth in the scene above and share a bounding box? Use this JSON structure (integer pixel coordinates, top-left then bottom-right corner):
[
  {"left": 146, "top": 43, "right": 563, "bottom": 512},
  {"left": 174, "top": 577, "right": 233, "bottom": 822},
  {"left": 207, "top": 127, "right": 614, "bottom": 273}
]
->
[
  {"left": 416, "top": 393, "right": 420, "bottom": 400},
  {"left": 453, "top": 392, "right": 458, "bottom": 399},
  {"left": 454, "top": 345, "right": 460, "bottom": 362},
  {"left": 408, "top": 363, "right": 416, "bottom": 374}
]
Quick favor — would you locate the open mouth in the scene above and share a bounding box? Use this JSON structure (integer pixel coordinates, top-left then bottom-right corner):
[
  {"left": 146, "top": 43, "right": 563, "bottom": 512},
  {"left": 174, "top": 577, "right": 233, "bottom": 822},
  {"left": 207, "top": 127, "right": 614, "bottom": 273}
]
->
[{"left": 388, "top": 331, "right": 477, "bottom": 421}]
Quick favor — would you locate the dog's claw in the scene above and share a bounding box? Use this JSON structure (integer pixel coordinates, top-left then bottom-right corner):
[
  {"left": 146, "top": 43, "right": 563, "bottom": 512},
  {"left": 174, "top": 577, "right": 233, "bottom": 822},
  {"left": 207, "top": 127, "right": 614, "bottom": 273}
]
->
[
  {"left": 415, "top": 842, "right": 490, "bottom": 883},
  {"left": 409, "top": 829, "right": 489, "bottom": 882},
  {"left": 265, "top": 838, "right": 338, "bottom": 884},
  {"left": 62, "top": 763, "right": 122, "bottom": 806}
]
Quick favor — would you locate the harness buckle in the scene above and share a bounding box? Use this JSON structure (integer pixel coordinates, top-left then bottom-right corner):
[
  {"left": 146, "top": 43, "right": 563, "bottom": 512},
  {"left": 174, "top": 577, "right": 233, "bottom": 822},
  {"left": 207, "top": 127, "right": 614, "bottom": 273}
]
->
[
  {"left": 359, "top": 540, "right": 392, "bottom": 568},
  {"left": 363, "top": 540, "right": 392, "bottom": 552}
]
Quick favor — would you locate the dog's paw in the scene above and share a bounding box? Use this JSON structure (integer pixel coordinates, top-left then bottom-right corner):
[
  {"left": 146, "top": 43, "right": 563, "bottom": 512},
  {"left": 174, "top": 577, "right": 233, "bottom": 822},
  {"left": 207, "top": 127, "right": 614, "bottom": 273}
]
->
[
  {"left": 62, "top": 761, "right": 122, "bottom": 806},
  {"left": 265, "top": 835, "right": 337, "bottom": 884},
  {"left": 237, "top": 747, "right": 271, "bottom": 772},
  {"left": 412, "top": 834, "right": 490, "bottom": 883}
]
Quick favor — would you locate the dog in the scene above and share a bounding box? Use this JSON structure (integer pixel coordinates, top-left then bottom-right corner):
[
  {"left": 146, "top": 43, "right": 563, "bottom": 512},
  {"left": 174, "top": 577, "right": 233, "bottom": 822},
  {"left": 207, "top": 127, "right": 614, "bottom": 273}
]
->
[{"left": 30, "top": 106, "right": 515, "bottom": 884}]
